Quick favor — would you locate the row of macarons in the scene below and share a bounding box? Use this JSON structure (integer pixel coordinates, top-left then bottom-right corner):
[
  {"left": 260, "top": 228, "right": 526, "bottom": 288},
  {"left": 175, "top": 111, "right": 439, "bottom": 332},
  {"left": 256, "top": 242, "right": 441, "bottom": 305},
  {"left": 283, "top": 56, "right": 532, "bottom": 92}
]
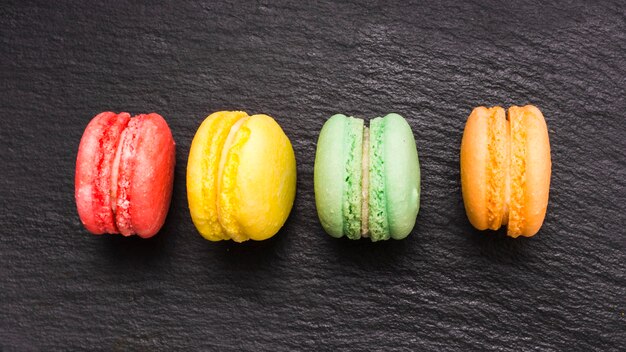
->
[{"left": 75, "top": 106, "right": 552, "bottom": 241}]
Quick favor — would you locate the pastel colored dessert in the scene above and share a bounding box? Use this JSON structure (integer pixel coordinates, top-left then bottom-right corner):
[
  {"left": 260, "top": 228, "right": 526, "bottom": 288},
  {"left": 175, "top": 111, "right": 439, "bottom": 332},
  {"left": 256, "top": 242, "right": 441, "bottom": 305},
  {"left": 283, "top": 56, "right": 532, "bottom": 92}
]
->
[
  {"left": 187, "top": 111, "right": 296, "bottom": 242},
  {"left": 314, "top": 113, "right": 420, "bottom": 241},
  {"left": 460, "top": 105, "right": 551, "bottom": 238},
  {"left": 75, "top": 112, "right": 176, "bottom": 238}
]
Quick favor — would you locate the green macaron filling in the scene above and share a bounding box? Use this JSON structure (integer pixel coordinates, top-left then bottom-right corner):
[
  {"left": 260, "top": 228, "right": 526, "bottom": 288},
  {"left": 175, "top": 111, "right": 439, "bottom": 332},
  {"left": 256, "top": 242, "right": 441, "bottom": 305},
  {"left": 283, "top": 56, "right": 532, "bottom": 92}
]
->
[{"left": 368, "top": 116, "right": 390, "bottom": 241}]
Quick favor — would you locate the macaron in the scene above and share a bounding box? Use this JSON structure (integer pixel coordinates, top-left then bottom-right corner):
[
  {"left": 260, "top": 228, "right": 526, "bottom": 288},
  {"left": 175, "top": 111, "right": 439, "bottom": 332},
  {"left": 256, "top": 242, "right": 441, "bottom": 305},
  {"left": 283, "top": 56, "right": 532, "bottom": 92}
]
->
[
  {"left": 314, "top": 113, "right": 420, "bottom": 241},
  {"left": 187, "top": 111, "right": 296, "bottom": 242},
  {"left": 460, "top": 105, "right": 551, "bottom": 238},
  {"left": 75, "top": 112, "right": 176, "bottom": 238}
]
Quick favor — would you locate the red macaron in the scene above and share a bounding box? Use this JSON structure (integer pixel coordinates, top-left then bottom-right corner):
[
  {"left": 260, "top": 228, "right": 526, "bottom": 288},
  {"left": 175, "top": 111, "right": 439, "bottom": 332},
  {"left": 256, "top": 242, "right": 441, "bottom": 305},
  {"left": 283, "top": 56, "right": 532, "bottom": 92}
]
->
[{"left": 75, "top": 112, "right": 176, "bottom": 238}]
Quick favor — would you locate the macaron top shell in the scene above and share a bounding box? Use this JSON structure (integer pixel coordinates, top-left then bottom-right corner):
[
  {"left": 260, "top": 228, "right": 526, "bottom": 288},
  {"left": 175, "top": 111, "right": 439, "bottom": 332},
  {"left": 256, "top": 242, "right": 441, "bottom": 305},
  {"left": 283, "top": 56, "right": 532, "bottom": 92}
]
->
[
  {"left": 187, "top": 111, "right": 296, "bottom": 242},
  {"left": 460, "top": 106, "right": 504, "bottom": 232},
  {"left": 313, "top": 114, "right": 347, "bottom": 238}
]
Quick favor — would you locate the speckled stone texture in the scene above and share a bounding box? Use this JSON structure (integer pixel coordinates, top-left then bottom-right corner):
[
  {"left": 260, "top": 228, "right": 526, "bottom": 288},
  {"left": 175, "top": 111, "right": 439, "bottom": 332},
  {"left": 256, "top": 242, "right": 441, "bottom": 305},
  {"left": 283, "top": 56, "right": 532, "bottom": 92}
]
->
[{"left": 1, "top": 1, "right": 624, "bottom": 351}]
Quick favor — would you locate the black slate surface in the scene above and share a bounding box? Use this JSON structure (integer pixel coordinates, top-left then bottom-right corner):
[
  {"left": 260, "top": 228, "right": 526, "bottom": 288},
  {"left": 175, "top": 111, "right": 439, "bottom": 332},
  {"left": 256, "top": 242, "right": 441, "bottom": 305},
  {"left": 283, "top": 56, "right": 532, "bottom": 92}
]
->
[{"left": 1, "top": 1, "right": 625, "bottom": 350}]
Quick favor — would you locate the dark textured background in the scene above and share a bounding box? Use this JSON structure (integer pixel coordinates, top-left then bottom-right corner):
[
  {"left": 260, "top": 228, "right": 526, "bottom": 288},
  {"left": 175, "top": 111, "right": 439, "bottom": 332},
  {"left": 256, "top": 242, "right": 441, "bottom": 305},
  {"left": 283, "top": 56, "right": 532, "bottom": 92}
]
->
[{"left": 1, "top": 1, "right": 625, "bottom": 350}]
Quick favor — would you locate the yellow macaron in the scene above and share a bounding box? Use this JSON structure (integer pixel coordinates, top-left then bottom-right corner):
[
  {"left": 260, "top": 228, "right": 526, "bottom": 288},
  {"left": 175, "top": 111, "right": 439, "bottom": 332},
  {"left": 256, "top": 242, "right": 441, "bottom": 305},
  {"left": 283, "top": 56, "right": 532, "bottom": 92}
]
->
[{"left": 187, "top": 111, "right": 296, "bottom": 242}]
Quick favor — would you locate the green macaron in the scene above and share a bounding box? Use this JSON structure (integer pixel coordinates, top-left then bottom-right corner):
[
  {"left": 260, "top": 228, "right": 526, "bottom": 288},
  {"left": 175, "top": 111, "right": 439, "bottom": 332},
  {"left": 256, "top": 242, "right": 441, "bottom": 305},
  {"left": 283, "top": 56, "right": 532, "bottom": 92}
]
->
[{"left": 314, "top": 113, "right": 420, "bottom": 241}]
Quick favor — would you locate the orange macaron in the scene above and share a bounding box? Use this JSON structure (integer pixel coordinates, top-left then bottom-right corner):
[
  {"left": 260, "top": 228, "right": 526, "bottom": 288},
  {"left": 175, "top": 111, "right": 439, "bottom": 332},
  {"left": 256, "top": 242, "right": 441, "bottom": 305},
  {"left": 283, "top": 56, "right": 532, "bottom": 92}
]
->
[{"left": 460, "top": 105, "right": 551, "bottom": 238}]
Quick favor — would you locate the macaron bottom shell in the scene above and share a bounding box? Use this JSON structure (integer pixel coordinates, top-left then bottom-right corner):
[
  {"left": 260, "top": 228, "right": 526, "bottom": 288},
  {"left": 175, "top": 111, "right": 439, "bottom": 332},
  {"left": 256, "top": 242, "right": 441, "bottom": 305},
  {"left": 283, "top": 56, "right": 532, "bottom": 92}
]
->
[
  {"left": 375, "top": 113, "right": 421, "bottom": 240},
  {"left": 187, "top": 111, "right": 297, "bottom": 242}
]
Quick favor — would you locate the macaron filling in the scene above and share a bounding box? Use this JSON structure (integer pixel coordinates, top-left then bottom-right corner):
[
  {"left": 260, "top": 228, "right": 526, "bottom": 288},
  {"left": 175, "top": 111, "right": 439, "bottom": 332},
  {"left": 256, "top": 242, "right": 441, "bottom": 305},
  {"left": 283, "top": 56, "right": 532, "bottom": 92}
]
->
[
  {"left": 112, "top": 116, "right": 143, "bottom": 236},
  {"left": 360, "top": 127, "right": 370, "bottom": 237}
]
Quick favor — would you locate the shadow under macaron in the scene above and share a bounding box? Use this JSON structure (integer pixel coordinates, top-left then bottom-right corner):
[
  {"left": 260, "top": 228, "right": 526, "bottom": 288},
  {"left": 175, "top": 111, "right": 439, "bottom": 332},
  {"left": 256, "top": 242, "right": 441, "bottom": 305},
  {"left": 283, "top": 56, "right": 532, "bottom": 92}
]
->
[
  {"left": 205, "top": 224, "right": 291, "bottom": 271},
  {"left": 95, "top": 230, "right": 173, "bottom": 270},
  {"left": 321, "top": 226, "right": 414, "bottom": 271},
  {"left": 465, "top": 225, "right": 537, "bottom": 264}
]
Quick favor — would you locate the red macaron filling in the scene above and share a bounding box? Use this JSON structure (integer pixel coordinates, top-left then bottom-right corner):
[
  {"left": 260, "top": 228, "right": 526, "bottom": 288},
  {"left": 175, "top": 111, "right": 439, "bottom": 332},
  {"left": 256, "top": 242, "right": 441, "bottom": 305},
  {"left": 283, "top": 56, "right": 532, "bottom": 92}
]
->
[{"left": 111, "top": 116, "right": 141, "bottom": 236}]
